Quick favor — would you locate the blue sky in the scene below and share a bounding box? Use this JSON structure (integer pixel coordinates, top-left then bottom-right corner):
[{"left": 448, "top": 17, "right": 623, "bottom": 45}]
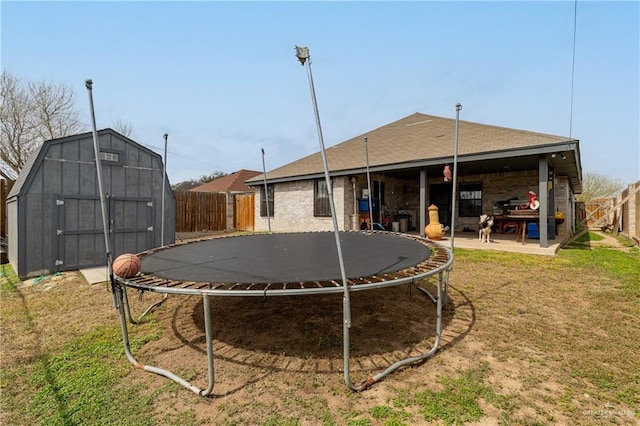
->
[{"left": 2, "top": 1, "right": 638, "bottom": 185}]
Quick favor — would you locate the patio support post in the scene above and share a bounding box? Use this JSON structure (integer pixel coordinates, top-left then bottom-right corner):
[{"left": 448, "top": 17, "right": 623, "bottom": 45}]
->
[
  {"left": 538, "top": 157, "right": 549, "bottom": 248},
  {"left": 419, "top": 169, "right": 426, "bottom": 237}
]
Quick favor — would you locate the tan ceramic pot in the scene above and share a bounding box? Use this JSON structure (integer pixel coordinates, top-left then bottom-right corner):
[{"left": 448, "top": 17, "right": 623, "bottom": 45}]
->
[{"left": 425, "top": 204, "right": 444, "bottom": 240}]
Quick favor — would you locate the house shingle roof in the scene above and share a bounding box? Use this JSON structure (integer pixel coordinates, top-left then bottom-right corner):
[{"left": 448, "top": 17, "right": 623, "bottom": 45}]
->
[
  {"left": 191, "top": 169, "right": 261, "bottom": 193},
  {"left": 172, "top": 181, "right": 200, "bottom": 191},
  {"left": 247, "top": 112, "right": 573, "bottom": 183}
]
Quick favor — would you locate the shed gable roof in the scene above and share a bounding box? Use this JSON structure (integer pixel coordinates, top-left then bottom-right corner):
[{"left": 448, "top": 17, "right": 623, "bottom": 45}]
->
[{"left": 8, "top": 128, "right": 162, "bottom": 199}]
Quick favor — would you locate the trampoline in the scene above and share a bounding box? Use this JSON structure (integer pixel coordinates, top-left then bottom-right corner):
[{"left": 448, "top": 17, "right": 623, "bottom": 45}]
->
[{"left": 112, "top": 230, "right": 453, "bottom": 396}]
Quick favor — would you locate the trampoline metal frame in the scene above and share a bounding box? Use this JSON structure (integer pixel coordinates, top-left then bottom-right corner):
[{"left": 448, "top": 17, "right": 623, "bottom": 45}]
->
[{"left": 112, "top": 231, "right": 453, "bottom": 397}]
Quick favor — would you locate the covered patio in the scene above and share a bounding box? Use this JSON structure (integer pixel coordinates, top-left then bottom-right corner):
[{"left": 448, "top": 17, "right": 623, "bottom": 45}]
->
[{"left": 427, "top": 231, "right": 563, "bottom": 256}]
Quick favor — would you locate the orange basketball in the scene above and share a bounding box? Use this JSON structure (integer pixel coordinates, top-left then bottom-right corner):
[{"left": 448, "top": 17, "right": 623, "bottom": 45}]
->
[{"left": 112, "top": 253, "right": 141, "bottom": 278}]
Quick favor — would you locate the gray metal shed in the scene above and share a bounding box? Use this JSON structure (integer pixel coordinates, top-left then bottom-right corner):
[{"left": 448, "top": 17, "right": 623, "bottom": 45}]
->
[{"left": 7, "top": 129, "right": 175, "bottom": 278}]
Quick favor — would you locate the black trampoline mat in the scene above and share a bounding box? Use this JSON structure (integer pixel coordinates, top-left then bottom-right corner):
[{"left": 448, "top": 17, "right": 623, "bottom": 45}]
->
[{"left": 141, "top": 232, "right": 431, "bottom": 284}]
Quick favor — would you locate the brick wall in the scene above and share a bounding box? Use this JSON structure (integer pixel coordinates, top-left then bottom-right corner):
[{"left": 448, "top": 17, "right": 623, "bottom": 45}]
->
[
  {"left": 554, "top": 177, "right": 572, "bottom": 236},
  {"left": 257, "top": 170, "right": 574, "bottom": 237},
  {"left": 254, "top": 178, "right": 347, "bottom": 232},
  {"left": 225, "top": 192, "right": 234, "bottom": 231}
]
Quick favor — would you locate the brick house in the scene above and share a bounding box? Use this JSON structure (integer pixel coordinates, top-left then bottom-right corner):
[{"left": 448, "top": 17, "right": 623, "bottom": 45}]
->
[{"left": 246, "top": 113, "right": 583, "bottom": 248}]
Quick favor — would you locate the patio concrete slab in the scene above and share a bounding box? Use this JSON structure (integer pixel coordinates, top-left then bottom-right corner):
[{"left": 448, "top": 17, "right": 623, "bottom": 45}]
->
[
  {"left": 80, "top": 266, "right": 109, "bottom": 284},
  {"left": 432, "top": 232, "right": 562, "bottom": 256}
]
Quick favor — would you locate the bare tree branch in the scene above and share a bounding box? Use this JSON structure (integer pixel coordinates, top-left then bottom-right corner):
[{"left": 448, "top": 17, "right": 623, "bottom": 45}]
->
[
  {"left": 112, "top": 119, "right": 133, "bottom": 138},
  {"left": 576, "top": 172, "right": 625, "bottom": 203},
  {"left": 0, "top": 71, "right": 85, "bottom": 182},
  {"left": 0, "top": 72, "right": 33, "bottom": 180},
  {"left": 28, "top": 80, "right": 82, "bottom": 140}
]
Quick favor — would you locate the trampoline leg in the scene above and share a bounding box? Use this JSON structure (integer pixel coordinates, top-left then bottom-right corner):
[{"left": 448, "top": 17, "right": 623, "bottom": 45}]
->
[
  {"left": 443, "top": 269, "right": 450, "bottom": 307},
  {"left": 121, "top": 285, "right": 168, "bottom": 325},
  {"left": 114, "top": 283, "right": 145, "bottom": 368},
  {"left": 113, "top": 281, "right": 213, "bottom": 396},
  {"left": 417, "top": 285, "right": 438, "bottom": 304},
  {"left": 344, "top": 272, "right": 444, "bottom": 391},
  {"left": 343, "top": 290, "right": 357, "bottom": 391},
  {"left": 417, "top": 269, "right": 450, "bottom": 309},
  {"left": 200, "top": 294, "right": 215, "bottom": 397}
]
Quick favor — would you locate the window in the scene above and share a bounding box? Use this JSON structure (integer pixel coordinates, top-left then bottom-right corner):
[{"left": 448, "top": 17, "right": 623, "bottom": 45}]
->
[
  {"left": 99, "top": 151, "right": 120, "bottom": 163},
  {"left": 260, "top": 185, "right": 274, "bottom": 217},
  {"left": 458, "top": 183, "right": 482, "bottom": 217},
  {"left": 314, "top": 179, "right": 331, "bottom": 217}
]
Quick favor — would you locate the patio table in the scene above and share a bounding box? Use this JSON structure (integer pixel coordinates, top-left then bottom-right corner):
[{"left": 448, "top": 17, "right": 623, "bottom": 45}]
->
[{"left": 494, "top": 214, "right": 542, "bottom": 245}]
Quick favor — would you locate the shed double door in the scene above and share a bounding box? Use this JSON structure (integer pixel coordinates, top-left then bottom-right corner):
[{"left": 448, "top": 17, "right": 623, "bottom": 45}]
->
[{"left": 55, "top": 196, "right": 154, "bottom": 270}]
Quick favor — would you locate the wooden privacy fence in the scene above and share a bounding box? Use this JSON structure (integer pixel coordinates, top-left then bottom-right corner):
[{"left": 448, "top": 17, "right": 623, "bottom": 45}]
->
[
  {"left": 571, "top": 184, "right": 640, "bottom": 247},
  {"left": 234, "top": 193, "right": 255, "bottom": 232},
  {"left": 615, "top": 183, "right": 640, "bottom": 242},
  {"left": 577, "top": 199, "right": 613, "bottom": 230},
  {"left": 1, "top": 180, "right": 12, "bottom": 239},
  {"left": 174, "top": 190, "right": 226, "bottom": 233}
]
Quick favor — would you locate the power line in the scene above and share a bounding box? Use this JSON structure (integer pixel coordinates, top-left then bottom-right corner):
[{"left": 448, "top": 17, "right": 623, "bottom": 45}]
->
[
  {"left": 141, "top": 142, "right": 233, "bottom": 173},
  {"left": 569, "top": 0, "right": 578, "bottom": 140}
]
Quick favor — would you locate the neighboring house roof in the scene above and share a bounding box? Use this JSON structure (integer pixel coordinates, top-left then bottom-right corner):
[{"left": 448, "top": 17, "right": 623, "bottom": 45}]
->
[
  {"left": 191, "top": 169, "right": 262, "bottom": 193},
  {"left": 246, "top": 112, "right": 582, "bottom": 193},
  {"left": 173, "top": 181, "right": 200, "bottom": 191}
]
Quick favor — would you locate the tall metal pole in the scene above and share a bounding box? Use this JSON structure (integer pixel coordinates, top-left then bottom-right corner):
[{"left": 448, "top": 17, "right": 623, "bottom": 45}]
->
[
  {"left": 364, "top": 136, "right": 374, "bottom": 230},
  {"left": 295, "top": 46, "right": 353, "bottom": 389},
  {"left": 261, "top": 148, "right": 271, "bottom": 233},
  {"left": 450, "top": 103, "right": 462, "bottom": 250},
  {"left": 161, "top": 133, "right": 168, "bottom": 247},
  {"left": 85, "top": 80, "right": 112, "bottom": 269}
]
